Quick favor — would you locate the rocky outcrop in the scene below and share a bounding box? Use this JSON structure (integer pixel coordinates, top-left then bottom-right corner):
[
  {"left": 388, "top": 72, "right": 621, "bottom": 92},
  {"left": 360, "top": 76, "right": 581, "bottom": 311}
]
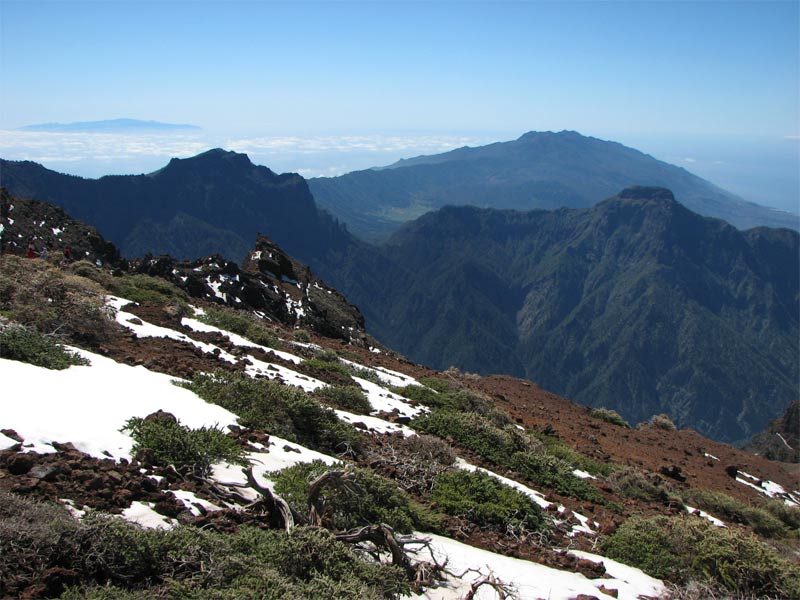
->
[
  {"left": 0, "top": 189, "right": 123, "bottom": 267},
  {"left": 132, "top": 234, "right": 369, "bottom": 344}
]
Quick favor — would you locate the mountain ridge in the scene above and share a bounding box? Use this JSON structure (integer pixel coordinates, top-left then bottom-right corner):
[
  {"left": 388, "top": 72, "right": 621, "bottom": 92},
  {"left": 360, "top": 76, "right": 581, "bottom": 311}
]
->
[
  {"left": 1, "top": 152, "right": 796, "bottom": 444},
  {"left": 309, "top": 130, "right": 799, "bottom": 240}
]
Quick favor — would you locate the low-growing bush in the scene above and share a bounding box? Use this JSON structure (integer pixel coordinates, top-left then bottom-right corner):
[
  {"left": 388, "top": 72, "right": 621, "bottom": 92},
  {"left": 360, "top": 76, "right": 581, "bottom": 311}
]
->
[
  {"left": 348, "top": 365, "right": 385, "bottom": 385},
  {"left": 509, "top": 450, "right": 603, "bottom": 503},
  {"left": 391, "top": 384, "right": 440, "bottom": 407},
  {"left": 0, "top": 491, "right": 408, "bottom": 600},
  {"left": 292, "top": 329, "right": 311, "bottom": 342},
  {"left": 180, "top": 370, "right": 362, "bottom": 455},
  {"left": 110, "top": 273, "right": 188, "bottom": 305},
  {"left": 123, "top": 412, "right": 247, "bottom": 476},
  {"left": 639, "top": 413, "right": 677, "bottom": 431},
  {"left": 366, "top": 434, "right": 456, "bottom": 495},
  {"left": 412, "top": 408, "right": 530, "bottom": 466},
  {"left": 317, "top": 385, "right": 372, "bottom": 414},
  {"left": 430, "top": 469, "right": 548, "bottom": 536},
  {"left": 406, "top": 378, "right": 497, "bottom": 416},
  {"left": 0, "top": 325, "right": 90, "bottom": 369},
  {"left": 413, "top": 408, "right": 601, "bottom": 502},
  {"left": 683, "top": 489, "right": 790, "bottom": 539},
  {"left": 302, "top": 358, "right": 353, "bottom": 377},
  {"left": 538, "top": 434, "right": 617, "bottom": 477},
  {"left": 764, "top": 498, "right": 800, "bottom": 531},
  {"left": 589, "top": 407, "right": 630, "bottom": 428},
  {"left": 313, "top": 348, "right": 340, "bottom": 362},
  {"left": 603, "top": 514, "right": 800, "bottom": 597},
  {"left": 271, "top": 460, "right": 439, "bottom": 533},
  {"left": 607, "top": 467, "right": 674, "bottom": 502},
  {"left": 197, "top": 305, "right": 279, "bottom": 348}
]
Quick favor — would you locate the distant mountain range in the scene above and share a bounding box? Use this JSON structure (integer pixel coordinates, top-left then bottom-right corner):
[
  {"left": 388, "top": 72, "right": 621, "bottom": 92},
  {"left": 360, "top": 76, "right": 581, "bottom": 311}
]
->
[
  {"left": 309, "top": 130, "right": 799, "bottom": 240},
  {"left": 1, "top": 149, "right": 797, "bottom": 444},
  {"left": 337, "top": 187, "right": 798, "bottom": 444},
  {"left": 17, "top": 118, "right": 201, "bottom": 133}
]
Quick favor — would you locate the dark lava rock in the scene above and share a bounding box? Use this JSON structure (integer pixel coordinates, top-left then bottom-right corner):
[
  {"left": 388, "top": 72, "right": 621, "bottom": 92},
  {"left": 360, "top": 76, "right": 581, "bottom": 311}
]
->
[{"left": 6, "top": 453, "right": 34, "bottom": 475}]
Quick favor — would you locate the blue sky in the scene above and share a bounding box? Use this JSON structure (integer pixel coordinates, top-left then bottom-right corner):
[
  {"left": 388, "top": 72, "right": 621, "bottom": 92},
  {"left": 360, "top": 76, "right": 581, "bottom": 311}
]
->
[{"left": 0, "top": 1, "right": 798, "bottom": 211}]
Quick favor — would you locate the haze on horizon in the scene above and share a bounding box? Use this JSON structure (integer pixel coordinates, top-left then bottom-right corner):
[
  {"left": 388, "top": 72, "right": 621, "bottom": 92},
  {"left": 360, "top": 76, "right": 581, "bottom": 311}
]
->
[{"left": 0, "top": 1, "right": 797, "bottom": 213}]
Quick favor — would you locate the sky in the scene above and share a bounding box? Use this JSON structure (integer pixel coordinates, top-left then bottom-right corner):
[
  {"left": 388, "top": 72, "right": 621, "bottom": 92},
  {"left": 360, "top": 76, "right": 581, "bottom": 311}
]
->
[{"left": 0, "top": 0, "right": 798, "bottom": 212}]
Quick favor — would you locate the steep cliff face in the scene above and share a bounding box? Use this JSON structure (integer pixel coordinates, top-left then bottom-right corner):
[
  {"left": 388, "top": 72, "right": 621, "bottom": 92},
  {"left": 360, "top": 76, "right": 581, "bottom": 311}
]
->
[{"left": 332, "top": 187, "right": 799, "bottom": 443}]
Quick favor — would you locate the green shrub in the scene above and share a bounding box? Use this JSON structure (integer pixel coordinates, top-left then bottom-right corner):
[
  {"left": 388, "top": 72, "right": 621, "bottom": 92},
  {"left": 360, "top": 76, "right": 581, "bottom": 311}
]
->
[
  {"left": 0, "top": 491, "right": 407, "bottom": 600},
  {"left": 313, "top": 348, "right": 340, "bottom": 362},
  {"left": 390, "top": 384, "right": 440, "bottom": 406},
  {"left": 347, "top": 365, "right": 385, "bottom": 385},
  {"left": 640, "top": 413, "right": 677, "bottom": 431},
  {"left": 603, "top": 514, "right": 800, "bottom": 597},
  {"left": 292, "top": 329, "right": 311, "bottom": 342},
  {"left": 197, "top": 305, "right": 279, "bottom": 348},
  {"left": 302, "top": 358, "right": 353, "bottom": 377},
  {"left": 683, "top": 489, "right": 790, "bottom": 538},
  {"left": 508, "top": 450, "right": 603, "bottom": 503},
  {"left": 271, "top": 460, "right": 439, "bottom": 533},
  {"left": 430, "top": 469, "right": 548, "bottom": 535},
  {"left": 366, "top": 434, "right": 455, "bottom": 495},
  {"left": 412, "top": 409, "right": 529, "bottom": 466},
  {"left": 538, "top": 435, "right": 617, "bottom": 477},
  {"left": 405, "top": 378, "right": 497, "bottom": 416},
  {"left": 317, "top": 385, "right": 372, "bottom": 414},
  {"left": 413, "top": 408, "right": 601, "bottom": 502},
  {"left": 180, "top": 370, "right": 362, "bottom": 455},
  {"left": 589, "top": 407, "right": 630, "bottom": 428},
  {"left": 0, "top": 325, "right": 90, "bottom": 369},
  {"left": 122, "top": 413, "right": 247, "bottom": 476},
  {"left": 607, "top": 467, "right": 674, "bottom": 502},
  {"left": 763, "top": 498, "right": 800, "bottom": 531},
  {"left": 110, "top": 273, "right": 188, "bottom": 305}
]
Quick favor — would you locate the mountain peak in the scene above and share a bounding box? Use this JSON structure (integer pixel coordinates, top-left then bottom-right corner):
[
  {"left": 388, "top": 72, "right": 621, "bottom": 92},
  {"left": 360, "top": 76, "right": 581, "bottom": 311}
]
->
[{"left": 617, "top": 186, "right": 676, "bottom": 203}]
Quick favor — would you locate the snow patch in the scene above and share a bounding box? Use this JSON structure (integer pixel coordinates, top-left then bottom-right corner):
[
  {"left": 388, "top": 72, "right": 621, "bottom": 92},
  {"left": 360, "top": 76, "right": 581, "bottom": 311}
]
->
[
  {"left": 121, "top": 501, "right": 177, "bottom": 529},
  {"left": 685, "top": 505, "right": 726, "bottom": 527},
  {"left": 0, "top": 348, "right": 240, "bottom": 460},
  {"left": 170, "top": 490, "right": 223, "bottom": 516}
]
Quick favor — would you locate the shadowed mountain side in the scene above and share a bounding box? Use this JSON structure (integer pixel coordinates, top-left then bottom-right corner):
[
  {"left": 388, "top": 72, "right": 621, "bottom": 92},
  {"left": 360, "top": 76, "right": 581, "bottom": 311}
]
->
[
  {"left": 309, "top": 131, "right": 799, "bottom": 241},
  {"left": 0, "top": 150, "right": 352, "bottom": 267},
  {"left": 322, "top": 187, "right": 798, "bottom": 444}
]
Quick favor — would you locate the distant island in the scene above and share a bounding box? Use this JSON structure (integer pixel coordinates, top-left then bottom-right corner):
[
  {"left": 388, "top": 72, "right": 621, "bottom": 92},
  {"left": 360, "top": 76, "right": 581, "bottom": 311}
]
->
[{"left": 18, "top": 118, "right": 201, "bottom": 133}]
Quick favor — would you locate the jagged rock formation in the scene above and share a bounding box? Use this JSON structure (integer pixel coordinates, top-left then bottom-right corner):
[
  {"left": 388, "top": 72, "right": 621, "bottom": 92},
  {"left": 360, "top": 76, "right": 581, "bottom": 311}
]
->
[
  {"left": 0, "top": 191, "right": 369, "bottom": 344},
  {"left": 0, "top": 188, "right": 123, "bottom": 267},
  {"left": 133, "top": 234, "right": 369, "bottom": 343}
]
